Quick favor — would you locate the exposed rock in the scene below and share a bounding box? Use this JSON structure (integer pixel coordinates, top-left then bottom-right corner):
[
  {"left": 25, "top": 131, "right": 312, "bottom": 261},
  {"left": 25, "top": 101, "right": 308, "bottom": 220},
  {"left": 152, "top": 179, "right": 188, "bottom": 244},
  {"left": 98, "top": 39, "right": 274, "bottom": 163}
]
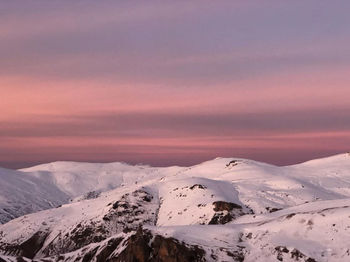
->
[
  {"left": 39, "top": 221, "right": 108, "bottom": 257},
  {"left": 15, "top": 258, "right": 29, "bottom": 262},
  {"left": 286, "top": 213, "right": 296, "bottom": 219},
  {"left": 0, "top": 231, "right": 49, "bottom": 259},
  {"left": 94, "top": 237, "right": 123, "bottom": 262},
  {"left": 3, "top": 229, "right": 206, "bottom": 262},
  {"left": 212, "top": 201, "right": 242, "bottom": 212},
  {"left": 4, "top": 188, "right": 159, "bottom": 259},
  {"left": 226, "top": 249, "right": 245, "bottom": 262},
  {"left": 305, "top": 258, "right": 317, "bottom": 262},
  {"left": 209, "top": 212, "right": 234, "bottom": 225},
  {"left": 209, "top": 201, "right": 245, "bottom": 225},
  {"left": 112, "top": 228, "right": 206, "bottom": 262},
  {"left": 226, "top": 160, "right": 240, "bottom": 167},
  {"left": 266, "top": 207, "right": 282, "bottom": 213},
  {"left": 81, "top": 246, "right": 99, "bottom": 262},
  {"left": 291, "top": 248, "right": 305, "bottom": 260},
  {"left": 83, "top": 191, "right": 101, "bottom": 200},
  {"left": 189, "top": 184, "right": 207, "bottom": 190},
  {"left": 275, "top": 246, "right": 289, "bottom": 261}
]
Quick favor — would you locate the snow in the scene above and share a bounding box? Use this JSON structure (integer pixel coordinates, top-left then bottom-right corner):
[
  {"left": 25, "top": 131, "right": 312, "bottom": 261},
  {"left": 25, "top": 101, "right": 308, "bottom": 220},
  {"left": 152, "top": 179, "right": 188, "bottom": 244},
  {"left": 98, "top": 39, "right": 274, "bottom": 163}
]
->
[
  {"left": 157, "top": 177, "right": 248, "bottom": 226},
  {"left": 20, "top": 161, "right": 183, "bottom": 197},
  {"left": 0, "top": 167, "right": 69, "bottom": 224},
  {"left": 0, "top": 153, "right": 350, "bottom": 261},
  {"left": 0, "top": 161, "right": 182, "bottom": 224}
]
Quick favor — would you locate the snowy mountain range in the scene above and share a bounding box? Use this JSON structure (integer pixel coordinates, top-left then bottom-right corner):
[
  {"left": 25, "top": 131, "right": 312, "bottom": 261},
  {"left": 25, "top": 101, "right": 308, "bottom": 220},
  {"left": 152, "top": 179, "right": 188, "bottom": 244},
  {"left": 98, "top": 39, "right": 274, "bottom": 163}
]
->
[{"left": 0, "top": 153, "right": 350, "bottom": 261}]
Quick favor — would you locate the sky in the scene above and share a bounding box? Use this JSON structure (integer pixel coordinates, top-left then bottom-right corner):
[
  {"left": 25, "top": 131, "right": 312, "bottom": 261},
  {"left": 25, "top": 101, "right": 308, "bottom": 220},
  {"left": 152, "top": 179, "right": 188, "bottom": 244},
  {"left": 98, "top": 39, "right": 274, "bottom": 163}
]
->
[{"left": 1, "top": 1, "right": 350, "bottom": 169}]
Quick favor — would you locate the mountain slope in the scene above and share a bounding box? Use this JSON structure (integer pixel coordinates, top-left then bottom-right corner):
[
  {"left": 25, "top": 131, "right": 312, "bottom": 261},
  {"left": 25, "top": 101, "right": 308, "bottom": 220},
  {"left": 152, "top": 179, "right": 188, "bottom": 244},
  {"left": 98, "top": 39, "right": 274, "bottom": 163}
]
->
[
  {"left": 0, "top": 167, "right": 69, "bottom": 224},
  {"left": 20, "top": 161, "right": 183, "bottom": 197},
  {"left": 0, "top": 153, "right": 350, "bottom": 261},
  {"left": 0, "top": 162, "right": 182, "bottom": 224}
]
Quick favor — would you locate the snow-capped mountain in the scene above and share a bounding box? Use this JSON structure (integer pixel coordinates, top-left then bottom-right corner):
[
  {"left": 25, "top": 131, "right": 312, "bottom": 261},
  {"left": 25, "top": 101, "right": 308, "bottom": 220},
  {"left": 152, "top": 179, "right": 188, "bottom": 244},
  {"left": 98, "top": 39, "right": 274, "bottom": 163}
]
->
[
  {"left": 0, "top": 162, "right": 182, "bottom": 224},
  {"left": 0, "top": 167, "right": 69, "bottom": 224},
  {"left": 0, "top": 153, "right": 350, "bottom": 261}
]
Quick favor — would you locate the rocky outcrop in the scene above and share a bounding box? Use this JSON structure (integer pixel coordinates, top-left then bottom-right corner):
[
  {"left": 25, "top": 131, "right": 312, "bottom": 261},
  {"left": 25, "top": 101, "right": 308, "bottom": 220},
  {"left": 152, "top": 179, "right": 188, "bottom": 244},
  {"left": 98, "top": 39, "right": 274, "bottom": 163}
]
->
[
  {"left": 1, "top": 229, "right": 206, "bottom": 262},
  {"left": 209, "top": 201, "right": 245, "bottom": 225},
  {"left": 226, "top": 160, "right": 241, "bottom": 168},
  {"left": 0, "top": 230, "right": 49, "bottom": 259},
  {"left": 0, "top": 188, "right": 159, "bottom": 259},
  {"left": 212, "top": 201, "right": 242, "bottom": 212},
  {"left": 274, "top": 246, "right": 317, "bottom": 262},
  {"left": 106, "top": 228, "right": 206, "bottom": 262},
  {"left": 189, "top": 184, "right": 207, "bottom": 190}
]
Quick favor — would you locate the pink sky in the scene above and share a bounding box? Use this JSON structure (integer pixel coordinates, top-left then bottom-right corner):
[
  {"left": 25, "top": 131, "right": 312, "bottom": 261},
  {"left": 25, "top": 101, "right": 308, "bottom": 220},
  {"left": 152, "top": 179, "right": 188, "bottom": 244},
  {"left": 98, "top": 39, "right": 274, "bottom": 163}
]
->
[{"left": 1, "top": 1, "right": 349, "bottom": 168}]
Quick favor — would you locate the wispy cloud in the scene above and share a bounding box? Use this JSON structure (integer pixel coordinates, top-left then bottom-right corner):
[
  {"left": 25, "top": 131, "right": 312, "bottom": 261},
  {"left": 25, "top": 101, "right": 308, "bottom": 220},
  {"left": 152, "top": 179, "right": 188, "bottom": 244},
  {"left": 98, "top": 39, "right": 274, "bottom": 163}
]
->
[{"left": 1, "top": 1, "right": 349, "bottom": 168}]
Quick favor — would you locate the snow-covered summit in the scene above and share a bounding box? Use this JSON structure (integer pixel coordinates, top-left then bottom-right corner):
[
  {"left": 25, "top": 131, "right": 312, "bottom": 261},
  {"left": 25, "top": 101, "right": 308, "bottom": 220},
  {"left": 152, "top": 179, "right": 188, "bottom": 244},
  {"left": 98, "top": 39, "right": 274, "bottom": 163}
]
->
[
  {"left": 0, "top": 153, "right": 350, "bottom": 261},
  {"left": 20, "top": 161, "right": 183, "bottom": 196}
]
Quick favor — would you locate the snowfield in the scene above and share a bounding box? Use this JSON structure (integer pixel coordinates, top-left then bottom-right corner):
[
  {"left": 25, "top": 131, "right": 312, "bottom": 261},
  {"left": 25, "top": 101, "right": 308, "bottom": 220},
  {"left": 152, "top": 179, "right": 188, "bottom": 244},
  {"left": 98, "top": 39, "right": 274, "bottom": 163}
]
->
[{"left": 0, "top": 153, "right": 350, "bottom": 261}]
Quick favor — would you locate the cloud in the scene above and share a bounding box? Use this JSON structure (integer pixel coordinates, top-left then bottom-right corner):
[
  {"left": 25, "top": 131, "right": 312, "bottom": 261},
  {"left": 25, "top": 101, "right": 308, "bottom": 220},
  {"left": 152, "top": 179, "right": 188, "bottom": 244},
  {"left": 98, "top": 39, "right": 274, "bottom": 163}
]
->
[
  {"left": 1, "top": 1, "right": 350, "bottom": 168},
  {"left": 0, "top": 107, "right": 349, "bottom": 139},
  {"left": 1, "top": 1, "right": 350, "bottom": 85}
]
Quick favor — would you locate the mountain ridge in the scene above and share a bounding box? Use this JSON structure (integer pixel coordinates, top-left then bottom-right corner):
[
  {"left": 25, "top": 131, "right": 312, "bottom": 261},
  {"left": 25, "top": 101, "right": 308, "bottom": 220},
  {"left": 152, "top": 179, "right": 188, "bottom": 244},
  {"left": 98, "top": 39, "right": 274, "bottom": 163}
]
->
[{"left": 0, "top": 153, "right": 350, "bottom": 261}]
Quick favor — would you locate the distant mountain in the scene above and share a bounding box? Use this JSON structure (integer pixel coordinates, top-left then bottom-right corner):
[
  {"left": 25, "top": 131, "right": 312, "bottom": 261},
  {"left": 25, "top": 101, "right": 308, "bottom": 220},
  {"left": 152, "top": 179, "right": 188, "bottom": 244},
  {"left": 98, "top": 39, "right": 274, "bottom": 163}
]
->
[
  {"left": 0, "top": 161, "right": 182, "bottom": 224},
  {"left": 0, "top": 153, "right": 350, "bottom": 261},
  {"left": 0, "top": 167, "right": 69, "bottom": 224}
]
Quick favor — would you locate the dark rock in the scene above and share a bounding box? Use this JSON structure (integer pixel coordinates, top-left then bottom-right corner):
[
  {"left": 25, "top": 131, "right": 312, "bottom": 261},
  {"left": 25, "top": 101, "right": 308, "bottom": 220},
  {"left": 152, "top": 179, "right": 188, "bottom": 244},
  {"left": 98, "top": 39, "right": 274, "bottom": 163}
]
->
[
  {"left": 102, "top": 215, "right": 110, "bottom": 221},
  {"left": 275, "top": 246, "right": 289, "bottom": 253},
  {"left": 39, "top": 222, "right": 108, "bottom": 257},
  {"left": 290, "top": 248, "right": 305, "bottom": 260},
  {"left": 213, "top": 201, "right": 242, "bottom": 212},
  {"left": 151, "top": 234, "right": 205, "bottom": 262},
  {"left": 95, "top": 237, "right": 123, "bottom": 262},
  {"left": 226, "top": 160, "right": 240, "bottom": 167},
  {"left": 208, "top": 201, "right": 246, "bottom": 225},
  {"left": 226, "top": 250, "right": 245, "bottom": 262},
  {"left": 132, "top": 190, "right": 153, "bottom": 202},
  {"left": 266, "top": 207, "right": 282, "bottom": 213},
  {"left": 82, "top": 247, "right": 99, "bottom": 262},
  {"left": 305, "top": 258, "right": 317, "bottom": 262},
  {"left": 112, "top": 228, "right": 152, "bottom": 262},
  {"left": 15, "top": 258, "right": 28, "bottom": 262},
  {"left": 286, "top": 213, "right": 296, "bottom": 219},
  {"left": 142, "top": 195, "right": 153, "bottom": 202},
  {"left": 83, "top": 191, "right": 101, "bottom": 200},
  {"left": 209, "top": 213, "right": 234, "bottom": 225},
  {"left": 0, "top": 230, "right": 49, "bottom": 259},
  {"left": 275, "top": 246, "right": 290, "bottom": 261},
  {"left": 70, "top": 225, "right": 104, "bottom": 246},
  {"left": 111, "top": 228, "right": 205, "bottom": 262},
  {"left": 189, "top": 184, "right": 207, "bottom": 190},
  {"left": 112, "top": 201, "right": 129, "bottom": 210}
]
